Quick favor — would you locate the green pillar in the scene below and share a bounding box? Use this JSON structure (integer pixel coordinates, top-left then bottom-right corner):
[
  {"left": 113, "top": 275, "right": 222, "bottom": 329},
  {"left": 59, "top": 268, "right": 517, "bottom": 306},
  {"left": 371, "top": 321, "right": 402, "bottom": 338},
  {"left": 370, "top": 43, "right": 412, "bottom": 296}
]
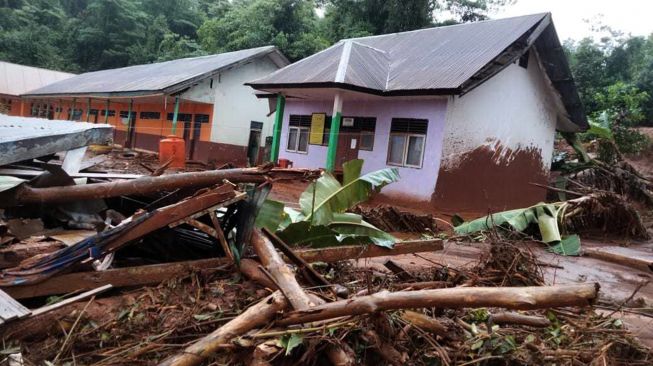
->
[
  {"left": 126, "top": 99, "right": 133, "bottom": 147},
  {"left": 69, "top": 98, "right": 76, "bottom": 120},
  {"left": 104, "top": 99, "right": 110, "bottom": 123},
  {"left": 85, "top": 97, "right": 91, "bottom": 122},
  {"left": 325, "top": 93, "right": 343, "bottom": 172},
  {"left": 171, "top": 96, "right": 180, "bottom": 135},
  {"left": 270, "top": 94, "right": 285, "bottom": 163}
]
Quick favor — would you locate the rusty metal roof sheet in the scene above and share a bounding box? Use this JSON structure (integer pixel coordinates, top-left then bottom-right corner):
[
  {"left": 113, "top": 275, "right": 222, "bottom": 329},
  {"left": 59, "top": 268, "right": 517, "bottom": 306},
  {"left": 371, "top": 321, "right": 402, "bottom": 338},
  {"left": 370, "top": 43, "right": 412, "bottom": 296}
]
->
[
  {"left": 0, "top": 62, "right": 74, "bottom": 97},
  {"left": 24, "top": 46, "right": 289, "bottom": 98},
  {"left": 248, "top": 13, "right": 588, "bottom": 129}
]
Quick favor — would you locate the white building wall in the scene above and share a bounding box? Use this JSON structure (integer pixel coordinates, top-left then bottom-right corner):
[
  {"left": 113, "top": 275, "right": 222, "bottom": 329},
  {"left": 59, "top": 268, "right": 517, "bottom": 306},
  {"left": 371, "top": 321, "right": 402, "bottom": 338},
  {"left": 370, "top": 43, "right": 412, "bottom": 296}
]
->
[
  {"left": 210, "top": 57, "right": 279, "bottom": 147},
  {"left": 440, "top": 51, "right": 562, "bottom": 172}
]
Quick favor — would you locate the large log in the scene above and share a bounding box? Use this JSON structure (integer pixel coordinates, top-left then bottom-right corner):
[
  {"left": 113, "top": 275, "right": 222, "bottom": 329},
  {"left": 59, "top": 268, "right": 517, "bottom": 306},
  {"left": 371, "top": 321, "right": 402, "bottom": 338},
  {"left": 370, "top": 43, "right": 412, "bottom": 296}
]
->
[
  {"left": 158, "top": 291, "right": 288, "bottom": 366},
  {"left": 277, "top": 284, "right": 599, "bottom": 326},
  {"left": 4, "top": 167, "right": 317, "bottom": 207}
]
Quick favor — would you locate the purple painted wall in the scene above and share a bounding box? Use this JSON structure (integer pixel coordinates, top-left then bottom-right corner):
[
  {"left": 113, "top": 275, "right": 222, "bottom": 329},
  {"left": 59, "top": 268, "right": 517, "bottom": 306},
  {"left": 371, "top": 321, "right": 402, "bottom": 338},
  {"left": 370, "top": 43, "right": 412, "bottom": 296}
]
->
[{"left": 279, "top": 98, "right": 448, "bottom": 201}]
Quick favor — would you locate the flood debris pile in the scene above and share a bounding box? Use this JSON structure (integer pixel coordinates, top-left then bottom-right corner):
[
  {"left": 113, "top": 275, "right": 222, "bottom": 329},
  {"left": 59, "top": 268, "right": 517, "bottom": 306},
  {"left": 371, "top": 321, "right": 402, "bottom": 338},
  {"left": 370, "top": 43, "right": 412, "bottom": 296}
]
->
[
  {"left": 0, "top": 130, "right": 650, "bottom": 365},
  {"left": 351, "top": 204, "right": 439, "bottom": 233}
]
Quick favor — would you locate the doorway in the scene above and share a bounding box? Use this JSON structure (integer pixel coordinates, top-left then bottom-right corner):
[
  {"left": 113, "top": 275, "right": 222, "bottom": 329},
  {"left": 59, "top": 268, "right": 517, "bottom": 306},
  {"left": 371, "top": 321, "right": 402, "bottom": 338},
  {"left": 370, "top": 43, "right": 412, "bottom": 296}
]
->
[
  {"left": 335, "top": 127, "right": 359, "bottom": 170},
  {"left": 247, "top": 121, "right": 263, "bottom": 166}
]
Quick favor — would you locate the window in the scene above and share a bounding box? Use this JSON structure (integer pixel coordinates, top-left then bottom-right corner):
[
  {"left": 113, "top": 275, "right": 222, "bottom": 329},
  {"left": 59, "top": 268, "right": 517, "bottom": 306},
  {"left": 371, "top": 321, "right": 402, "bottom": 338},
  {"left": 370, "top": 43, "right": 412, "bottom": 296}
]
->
[
  {"left": 194, "top": 114, "right": 210, "bottom": 123},
  {"left": 69, "top": 108, "right": 83, "bottom": 121},
  {"left": 140, "top": 111, "right": 160, "bottom": 119},
  {"left": 287, "top": 126, "right": 309, "bottom": 153},
  {"left": 101, "top": 109, "right": 115, "bottom": 116},
  {"left": 120, "top": 110, "right": 136, "bottom": 119},
  {"left": 387, "top": 118, "right": 427, "bottom": 168},
  {"left": 288, "top": 115, "right": 311, "bottom": 153},
  {"left": 360, "top": 131, "right": 375, "bottom": 150},
  {"left": 89, "top": 109, "right": 99, "bottom": 115},
  {"left": 356, "top": 117, "right": 376, "bottom": 151},
  {"left": 166, "top": 112, "right": 192, "bottom": 122}
]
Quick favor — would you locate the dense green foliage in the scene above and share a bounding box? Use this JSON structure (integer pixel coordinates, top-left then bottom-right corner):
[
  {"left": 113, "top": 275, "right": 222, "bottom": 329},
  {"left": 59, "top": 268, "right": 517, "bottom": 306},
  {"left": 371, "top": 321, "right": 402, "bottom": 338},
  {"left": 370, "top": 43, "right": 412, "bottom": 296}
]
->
[
  {"left": 565, "top": 31, "right": 653, "bottom": 133},
  {"left": 0, "top": 0, "right": 506, "bottom": 72}
]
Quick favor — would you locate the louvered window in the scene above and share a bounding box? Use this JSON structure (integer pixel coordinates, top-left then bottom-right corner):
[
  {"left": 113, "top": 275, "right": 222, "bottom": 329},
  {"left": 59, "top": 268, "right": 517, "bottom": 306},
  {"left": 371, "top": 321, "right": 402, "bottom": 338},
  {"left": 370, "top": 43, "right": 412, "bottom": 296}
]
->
[
  {"left": 166, "top": 113, "right": 192, "bottom": 122},
  {"left": 387, "top": 118, "right": 427, "bottom": 168},
  {"left": 194, "top": 114, "right": 210, "bottom": 123}
]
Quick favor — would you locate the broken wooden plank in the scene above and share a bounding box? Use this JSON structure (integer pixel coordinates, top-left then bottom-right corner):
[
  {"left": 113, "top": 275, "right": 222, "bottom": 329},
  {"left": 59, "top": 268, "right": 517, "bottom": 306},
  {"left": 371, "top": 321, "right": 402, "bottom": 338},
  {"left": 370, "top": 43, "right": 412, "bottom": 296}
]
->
[
  {"left": 0, "top": 241, "right": 65, "bottom": 269},
  {"left": 30, "top": 284, "right": 113, "bottom": 317},
  {"left": 4, "top": 258, "right": 228, "bottom": 299},
  {"left": 4, "top": 239, "right": 444, "bottom": 299},
  {"left": 0, "top": 185, "right": 239, "bottom": 286},
  {"left": 0, "top": 288, "right": 30, "bottom": 324},
  {"left": 294, "top": 239, "right": 443, "bottom": 263}
]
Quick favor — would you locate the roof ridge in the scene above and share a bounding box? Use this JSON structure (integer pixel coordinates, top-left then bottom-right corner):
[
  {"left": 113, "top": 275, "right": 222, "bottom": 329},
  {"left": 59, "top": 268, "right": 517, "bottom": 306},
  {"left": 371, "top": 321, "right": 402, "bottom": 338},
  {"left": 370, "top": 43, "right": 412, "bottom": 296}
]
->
[{"left": 342, "top": 12, "right": 550, "bottom": 42}]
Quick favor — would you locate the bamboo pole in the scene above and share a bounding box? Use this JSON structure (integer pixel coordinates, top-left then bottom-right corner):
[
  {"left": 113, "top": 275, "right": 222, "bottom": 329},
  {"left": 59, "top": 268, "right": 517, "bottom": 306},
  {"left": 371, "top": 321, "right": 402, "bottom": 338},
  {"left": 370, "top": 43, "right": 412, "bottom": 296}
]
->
[
  {"left": 277, "top": 284, "right": 599, "bottom": 326},
  {"left": 158, "top": 291, "right": 288, "bottom": 366}
]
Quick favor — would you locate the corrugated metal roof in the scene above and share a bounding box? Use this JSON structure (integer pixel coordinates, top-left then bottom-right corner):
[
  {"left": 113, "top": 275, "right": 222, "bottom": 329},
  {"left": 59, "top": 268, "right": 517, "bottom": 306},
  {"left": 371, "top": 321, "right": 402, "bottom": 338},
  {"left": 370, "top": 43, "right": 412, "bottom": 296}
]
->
[
  {"left": 24, "top": 46, "right": 289, "bottom": 97},
  {"left": 0, "top": 62, "right": 74, "bottom": 97},
  {"left": 248, "top": 13, "right": 588, "bottom": 129}
]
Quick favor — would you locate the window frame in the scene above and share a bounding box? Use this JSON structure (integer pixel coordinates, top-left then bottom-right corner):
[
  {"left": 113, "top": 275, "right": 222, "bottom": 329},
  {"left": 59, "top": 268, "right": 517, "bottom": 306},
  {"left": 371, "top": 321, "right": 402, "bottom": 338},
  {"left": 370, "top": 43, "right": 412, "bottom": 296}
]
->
[
  {"left": 286, "top": 126, "right": 310, "bottom": 154},
  {"left": 386, "top": 132, "right": 426, "bottom": 169},
  {"left": 359, "top": 131, "right": 375, "bottom": 151}
]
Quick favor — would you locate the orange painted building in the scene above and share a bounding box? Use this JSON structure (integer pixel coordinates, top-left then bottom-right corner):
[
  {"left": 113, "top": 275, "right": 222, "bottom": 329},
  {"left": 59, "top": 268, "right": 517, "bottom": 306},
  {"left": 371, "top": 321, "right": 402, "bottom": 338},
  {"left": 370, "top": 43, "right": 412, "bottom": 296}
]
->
[{"left": 21, "top": 47, "right": 289, "bottom": 166}]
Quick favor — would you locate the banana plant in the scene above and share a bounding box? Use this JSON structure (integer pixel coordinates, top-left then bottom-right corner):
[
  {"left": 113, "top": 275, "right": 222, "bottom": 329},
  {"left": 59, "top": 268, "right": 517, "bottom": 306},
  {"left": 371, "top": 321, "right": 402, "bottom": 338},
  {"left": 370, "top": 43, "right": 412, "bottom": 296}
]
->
[
  {"left": 453, "top": 202, "right": 581, "bottom": 256},
  {"left": 255, "top": 159, "right": 400, "bottom": 248}
]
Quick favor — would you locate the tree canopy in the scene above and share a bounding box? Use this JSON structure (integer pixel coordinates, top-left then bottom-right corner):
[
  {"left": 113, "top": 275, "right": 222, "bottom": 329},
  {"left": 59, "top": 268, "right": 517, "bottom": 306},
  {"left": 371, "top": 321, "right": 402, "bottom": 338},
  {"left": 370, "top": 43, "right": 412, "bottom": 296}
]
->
[{"left": 0, "top": 0, "right": 507, "bottom": 73}]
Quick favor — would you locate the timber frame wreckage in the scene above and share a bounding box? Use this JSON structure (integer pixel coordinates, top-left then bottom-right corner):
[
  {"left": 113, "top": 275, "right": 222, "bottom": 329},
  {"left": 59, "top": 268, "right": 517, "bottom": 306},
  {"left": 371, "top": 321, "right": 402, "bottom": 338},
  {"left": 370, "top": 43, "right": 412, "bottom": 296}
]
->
[{"left": 0, "top": 12, "right": 652, "bottom": 366}]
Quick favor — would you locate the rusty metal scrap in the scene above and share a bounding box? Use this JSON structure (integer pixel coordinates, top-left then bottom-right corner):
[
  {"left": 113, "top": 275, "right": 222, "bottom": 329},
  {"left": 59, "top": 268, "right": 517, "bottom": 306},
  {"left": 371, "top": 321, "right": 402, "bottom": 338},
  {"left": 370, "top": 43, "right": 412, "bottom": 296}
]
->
[{"left": 1, "top": 166, "right": 320, "bottom": 207}]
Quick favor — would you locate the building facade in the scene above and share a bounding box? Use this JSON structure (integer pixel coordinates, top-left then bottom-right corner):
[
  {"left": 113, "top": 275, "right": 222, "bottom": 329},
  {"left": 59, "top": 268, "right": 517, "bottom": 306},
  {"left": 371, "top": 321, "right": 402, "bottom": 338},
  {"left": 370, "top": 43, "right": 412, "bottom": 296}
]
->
[
  {"left": 249, "top": 13, "right": 588, "bottom": 213},
  {"left": 22, "top": 46, "right": 289, "bottom": 166}
]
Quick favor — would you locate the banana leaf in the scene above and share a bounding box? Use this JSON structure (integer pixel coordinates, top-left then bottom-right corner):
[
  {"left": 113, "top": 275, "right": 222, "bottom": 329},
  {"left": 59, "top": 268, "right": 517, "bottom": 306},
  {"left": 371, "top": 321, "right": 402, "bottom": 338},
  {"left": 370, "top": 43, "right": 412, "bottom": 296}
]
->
[
  {"left": 300, "top": 159, "right": 400, "bottom": 226},
  {"left": 329, "top": 221, "right": 396, "bottom": 248},
  {"left": 254, "top": 199, "right": 286, "bottom": 232},
  {"left": 454, "top": 202, "right": 580, "bottom": 256}
]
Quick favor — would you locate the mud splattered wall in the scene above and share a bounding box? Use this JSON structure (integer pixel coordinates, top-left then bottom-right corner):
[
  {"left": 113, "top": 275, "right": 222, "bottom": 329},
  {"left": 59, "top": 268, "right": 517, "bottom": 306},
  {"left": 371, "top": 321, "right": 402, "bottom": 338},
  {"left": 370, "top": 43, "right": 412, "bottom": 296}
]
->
[
  {"left": 279, "top": 98, "right": 448, "bottom": 202},
  {"left": 433, "top": 50, "right": 564, "bottom": 213}
]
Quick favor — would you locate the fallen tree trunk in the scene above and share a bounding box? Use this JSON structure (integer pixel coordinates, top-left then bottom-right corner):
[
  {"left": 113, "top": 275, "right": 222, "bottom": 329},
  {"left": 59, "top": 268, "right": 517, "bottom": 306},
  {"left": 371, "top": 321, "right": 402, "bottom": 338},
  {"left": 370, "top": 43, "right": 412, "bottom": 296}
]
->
[
  {"left": 4, "top": 166, "right": 317, "bottom": 207},
  {"left": 251, "top": 229, "right": 314, "bottom": 309},
  {"left": 278, "top": 284, "right": 599, "bottom": 326},
  {"left": 295, "top": 239, "right": 443, "bottom": 263},
  {"left": 249, "top": 230, "right": 355, "bottom": 365},
  {"left": 158, "top": 291, "right": 288, "bottom": 366},
  {"left": 584, "top": 247, "right": 653, "bottom": 272}
]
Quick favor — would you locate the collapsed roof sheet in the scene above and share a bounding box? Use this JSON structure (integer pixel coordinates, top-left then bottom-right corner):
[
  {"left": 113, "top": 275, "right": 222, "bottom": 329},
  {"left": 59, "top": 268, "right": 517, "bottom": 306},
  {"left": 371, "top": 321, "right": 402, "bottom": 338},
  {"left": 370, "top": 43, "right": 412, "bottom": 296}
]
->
[{"left": 0, "top": 115, "right": 112, "bottom": 166}]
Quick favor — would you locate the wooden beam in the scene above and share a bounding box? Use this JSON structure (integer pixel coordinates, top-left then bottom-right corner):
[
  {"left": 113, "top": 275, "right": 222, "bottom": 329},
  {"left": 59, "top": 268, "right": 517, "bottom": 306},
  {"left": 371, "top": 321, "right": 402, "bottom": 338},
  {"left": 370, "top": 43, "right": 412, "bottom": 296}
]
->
[
  {"left": 294, "top": 239, "right": 443, "bottom": 263},
  {"left": 4, "top": 239, "right": 443, "bottom": 299},
  {"left": 4, "top": 258, "right": 229, "bottom": 299},
  {"left": 0, "top": 241, "right": 65, "bottom": 269},
  {"left": 30, "top": 284, "right": 113, "bottom": 316}
]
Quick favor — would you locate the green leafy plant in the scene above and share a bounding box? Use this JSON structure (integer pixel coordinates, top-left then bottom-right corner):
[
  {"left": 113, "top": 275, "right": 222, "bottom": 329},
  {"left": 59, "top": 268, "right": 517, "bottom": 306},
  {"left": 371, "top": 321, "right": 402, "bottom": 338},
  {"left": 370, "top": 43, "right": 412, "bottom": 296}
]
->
[
  {"left": 453, "top": 201, "right": 583, "bottom": 256},
  {"left": 255, "top": 159, "right": 400, "bottom": 248}
]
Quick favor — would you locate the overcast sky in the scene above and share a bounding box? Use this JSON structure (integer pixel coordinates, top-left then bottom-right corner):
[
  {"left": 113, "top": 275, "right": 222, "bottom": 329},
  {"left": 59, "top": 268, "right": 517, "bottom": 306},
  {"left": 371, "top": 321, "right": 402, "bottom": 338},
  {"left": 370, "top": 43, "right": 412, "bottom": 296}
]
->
[{"left": 494, "top": 0, "right": 653, "bottom": 41}]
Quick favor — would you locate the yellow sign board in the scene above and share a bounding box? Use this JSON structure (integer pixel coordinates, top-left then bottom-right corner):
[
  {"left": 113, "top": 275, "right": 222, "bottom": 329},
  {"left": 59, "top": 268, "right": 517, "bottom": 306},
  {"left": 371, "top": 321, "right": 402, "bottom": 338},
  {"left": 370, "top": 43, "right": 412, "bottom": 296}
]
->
[{"left": 309, "top": 113, "right": 326, "bottom": 145}]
